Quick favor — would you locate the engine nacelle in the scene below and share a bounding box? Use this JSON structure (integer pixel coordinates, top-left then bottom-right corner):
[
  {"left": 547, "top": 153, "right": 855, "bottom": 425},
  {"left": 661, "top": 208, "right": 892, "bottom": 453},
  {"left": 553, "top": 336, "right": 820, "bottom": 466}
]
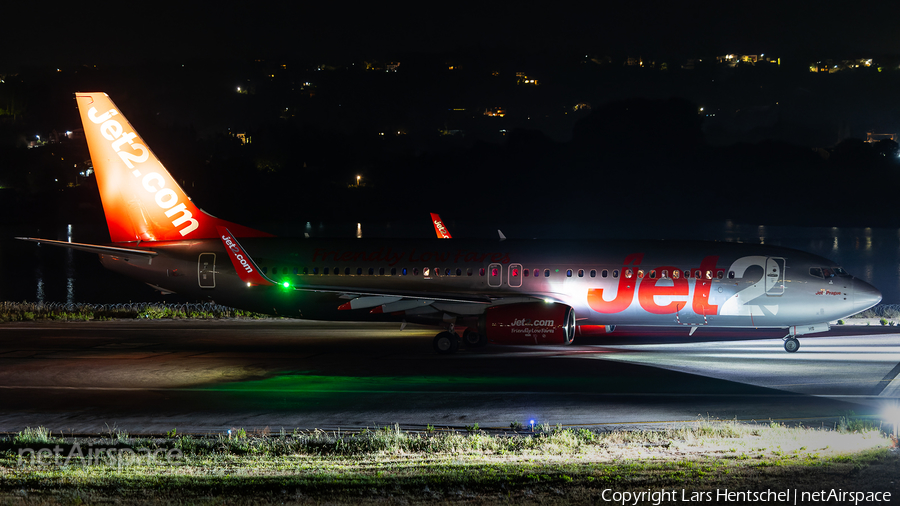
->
[
  {"left": 576, "top": 325, "right": 616, "bottom": 336},
  {"left": 479, "top": 302, "right": 576, "bottom": 345}
]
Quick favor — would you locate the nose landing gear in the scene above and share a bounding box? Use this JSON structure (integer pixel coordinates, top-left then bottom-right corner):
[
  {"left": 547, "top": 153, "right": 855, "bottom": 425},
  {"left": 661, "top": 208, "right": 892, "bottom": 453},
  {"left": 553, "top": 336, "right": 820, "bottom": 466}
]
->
[{"left": 783, "top": 336, "right": 800, "bottom": 353}]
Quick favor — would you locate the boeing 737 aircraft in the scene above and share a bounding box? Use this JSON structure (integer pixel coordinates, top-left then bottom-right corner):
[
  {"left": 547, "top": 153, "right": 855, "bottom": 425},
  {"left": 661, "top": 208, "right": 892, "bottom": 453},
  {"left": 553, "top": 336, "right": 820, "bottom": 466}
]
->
[{"left": 18, "top": 93, "right": 882, "bottom": 354}]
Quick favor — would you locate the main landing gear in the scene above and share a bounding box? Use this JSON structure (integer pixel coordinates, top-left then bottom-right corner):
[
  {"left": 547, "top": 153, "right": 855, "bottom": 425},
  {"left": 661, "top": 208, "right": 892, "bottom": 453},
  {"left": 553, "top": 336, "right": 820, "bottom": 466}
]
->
[
  {"left": 432, "top": 328, "right": 486, "bottom": 354},
  {"left": 433, "top": 331, "right": 458, "bottom": 354},
  {"left": 783, "top": 337, "right": 800, "bottom": 353}
]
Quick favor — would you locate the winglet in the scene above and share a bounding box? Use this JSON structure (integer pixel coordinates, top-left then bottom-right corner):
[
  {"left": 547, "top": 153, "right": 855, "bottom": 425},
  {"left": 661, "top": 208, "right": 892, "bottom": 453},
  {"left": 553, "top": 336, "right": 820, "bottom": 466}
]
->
[
  {"left": 430, "top": 213, "right": 452, "bottom": 239},
  {"left": 217, "top": 226, "right": 275, "bottom": 286},
  {"left": 498, "top": 230, "right": 506, "bottom": 241}
]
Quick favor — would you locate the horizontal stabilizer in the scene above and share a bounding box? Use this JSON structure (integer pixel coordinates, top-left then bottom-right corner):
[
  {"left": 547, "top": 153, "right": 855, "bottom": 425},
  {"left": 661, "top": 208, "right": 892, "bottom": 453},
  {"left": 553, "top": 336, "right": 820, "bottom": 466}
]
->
[{"left": 15, "top": 237, "right": 157, "bottom": 258}]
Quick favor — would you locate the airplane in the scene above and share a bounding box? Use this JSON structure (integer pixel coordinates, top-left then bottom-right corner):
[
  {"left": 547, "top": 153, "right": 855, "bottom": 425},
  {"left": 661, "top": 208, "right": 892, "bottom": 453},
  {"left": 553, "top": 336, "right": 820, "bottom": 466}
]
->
[
  {"left": 18, "top": 93, "right": 882, "bottom": 354},
  {"left": 431, "top": 213, "right": 452, "bottom": 238}
]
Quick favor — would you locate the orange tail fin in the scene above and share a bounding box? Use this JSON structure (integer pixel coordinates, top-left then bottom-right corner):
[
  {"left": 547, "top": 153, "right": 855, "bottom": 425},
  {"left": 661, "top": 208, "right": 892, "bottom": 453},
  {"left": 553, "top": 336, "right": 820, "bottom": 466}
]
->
[
  {"left": 430, "top": 213, "right": 452, "bottom": 239},
  {"left": 75, "top": 92, "right": 271, "bottom": 243}
]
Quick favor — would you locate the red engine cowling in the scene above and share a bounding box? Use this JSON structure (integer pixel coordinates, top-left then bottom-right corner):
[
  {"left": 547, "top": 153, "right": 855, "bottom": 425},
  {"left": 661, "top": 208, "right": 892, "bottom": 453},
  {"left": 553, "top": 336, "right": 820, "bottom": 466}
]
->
[
  {"left": 479, "top": 302, "right": 576, "bottom": 345},
  {"left": 576, "top": 325, "right": 616, "bottom": 336}
]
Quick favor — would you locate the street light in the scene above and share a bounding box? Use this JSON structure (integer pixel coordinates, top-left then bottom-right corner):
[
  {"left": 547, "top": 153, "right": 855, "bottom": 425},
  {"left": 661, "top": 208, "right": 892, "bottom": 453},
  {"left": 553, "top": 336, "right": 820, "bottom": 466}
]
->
[{"left": 356, "top": 175, "right": 361, "bottom": 186}]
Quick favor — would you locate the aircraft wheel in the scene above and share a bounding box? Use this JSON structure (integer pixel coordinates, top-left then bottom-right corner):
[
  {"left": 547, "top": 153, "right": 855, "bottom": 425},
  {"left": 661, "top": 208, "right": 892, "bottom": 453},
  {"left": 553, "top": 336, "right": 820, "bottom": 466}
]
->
[
  {"left": 463, "top": 329, "right": 487, "bottom": 348},
  {"left": 433, "top": 331, "right": 459, "bottom": 354},
  {"left": 783, "top": 337, "right": 800, "bottom": 353}
]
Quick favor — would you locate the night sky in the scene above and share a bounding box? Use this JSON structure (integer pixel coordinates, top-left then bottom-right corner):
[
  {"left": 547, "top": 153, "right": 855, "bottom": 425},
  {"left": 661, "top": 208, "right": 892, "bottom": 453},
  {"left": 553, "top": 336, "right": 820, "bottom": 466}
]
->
[{"left": 4, "top": 1, "right": 900, "bottom": 68}]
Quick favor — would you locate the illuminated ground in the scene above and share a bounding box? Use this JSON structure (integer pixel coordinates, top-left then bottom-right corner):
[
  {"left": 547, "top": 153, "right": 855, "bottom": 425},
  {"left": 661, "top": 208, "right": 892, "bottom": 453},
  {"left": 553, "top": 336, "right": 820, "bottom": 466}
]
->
[{"left": 0, "top": 320, "right": 897, "bottom": 434}]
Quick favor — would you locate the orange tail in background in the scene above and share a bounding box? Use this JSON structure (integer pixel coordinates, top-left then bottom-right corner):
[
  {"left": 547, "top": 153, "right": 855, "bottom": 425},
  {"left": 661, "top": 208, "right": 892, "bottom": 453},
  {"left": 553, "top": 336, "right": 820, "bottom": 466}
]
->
[
  {"left": 76, "top": 92, "right": 272, "bottom": 243},
  {"left": 430, "top": 213, "right": 452, "bottom": 239}
]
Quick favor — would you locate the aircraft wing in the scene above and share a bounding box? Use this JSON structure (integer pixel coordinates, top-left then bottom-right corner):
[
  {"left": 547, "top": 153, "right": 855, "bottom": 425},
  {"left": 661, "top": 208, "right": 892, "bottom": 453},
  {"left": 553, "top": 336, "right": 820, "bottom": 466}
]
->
[{"left": 321, "top": 287, "right": 551, "bottom": 316}]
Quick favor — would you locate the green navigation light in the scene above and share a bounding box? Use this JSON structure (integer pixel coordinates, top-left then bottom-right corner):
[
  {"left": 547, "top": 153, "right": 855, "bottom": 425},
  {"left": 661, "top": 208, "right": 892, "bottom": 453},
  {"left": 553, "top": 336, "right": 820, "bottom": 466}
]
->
[{"left": 282, "top": 281, "right": 290, "bottom": 288}]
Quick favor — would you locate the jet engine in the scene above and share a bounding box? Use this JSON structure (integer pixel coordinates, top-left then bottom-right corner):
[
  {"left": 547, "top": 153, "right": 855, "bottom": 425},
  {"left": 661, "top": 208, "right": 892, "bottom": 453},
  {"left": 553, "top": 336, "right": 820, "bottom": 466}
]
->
[
  {"left": 576, "top": 325, "right": 616, "bottom": 336},
  {"left": 477, "top": 302, "right": 576, "bottom": 345}
]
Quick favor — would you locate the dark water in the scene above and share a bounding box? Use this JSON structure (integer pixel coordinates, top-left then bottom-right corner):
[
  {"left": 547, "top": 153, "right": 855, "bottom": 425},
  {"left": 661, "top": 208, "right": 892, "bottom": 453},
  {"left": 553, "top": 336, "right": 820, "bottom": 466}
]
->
[{"left": 1, "top": 220, "right": 898, "bottom": 304}]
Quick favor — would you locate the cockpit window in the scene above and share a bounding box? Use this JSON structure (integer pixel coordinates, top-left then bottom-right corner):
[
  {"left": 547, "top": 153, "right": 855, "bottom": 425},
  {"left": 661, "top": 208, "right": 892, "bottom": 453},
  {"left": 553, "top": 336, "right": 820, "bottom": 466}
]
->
[{"left": 812, "top": 266, "right": 846, "bottom": 278}]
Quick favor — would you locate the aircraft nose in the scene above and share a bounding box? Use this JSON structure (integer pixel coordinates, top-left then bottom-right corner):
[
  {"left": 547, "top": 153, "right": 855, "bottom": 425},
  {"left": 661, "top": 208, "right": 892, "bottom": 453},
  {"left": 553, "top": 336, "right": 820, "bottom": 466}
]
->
[{"left": 854, "top": 279, "right": 882, "bottom": 312}]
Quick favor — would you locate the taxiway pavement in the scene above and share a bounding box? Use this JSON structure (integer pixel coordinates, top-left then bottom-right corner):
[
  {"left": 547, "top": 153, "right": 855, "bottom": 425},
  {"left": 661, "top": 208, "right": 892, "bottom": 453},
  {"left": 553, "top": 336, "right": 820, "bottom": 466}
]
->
[{"left": 0, "top": 320, "right": 897, "bottom": 434}]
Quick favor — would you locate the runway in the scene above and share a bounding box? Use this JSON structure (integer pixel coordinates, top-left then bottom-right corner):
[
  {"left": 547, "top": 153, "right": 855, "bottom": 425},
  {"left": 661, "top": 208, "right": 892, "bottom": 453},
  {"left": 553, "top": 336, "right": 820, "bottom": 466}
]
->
[{"left": 0, "top": 320, "right": 898, "bottom": 434}]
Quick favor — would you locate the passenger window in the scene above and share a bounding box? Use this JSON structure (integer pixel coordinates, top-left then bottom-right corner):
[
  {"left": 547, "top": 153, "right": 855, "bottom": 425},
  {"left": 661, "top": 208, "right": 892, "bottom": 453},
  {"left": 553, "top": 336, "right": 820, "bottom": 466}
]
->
[
  {"left": 613, "top": 269, "right": 619, "bottom": 278},
  {"left": 716, "top": 270, "right": 724, "bottom": 279},
  {"left": 467, "top": 268, "right": 473, "bottom": 276},
  {"left": 262, "top": 267, "right": 268, "bottom": 274},
  {"left": 577, "top": 269, "right": 583, "bottom": 277},
  {"left": 491, "top": 268, "right": 499, "bottom": 277},
  {"left": 402, "top": 268, "right": 408, "bottom": 276},
  {"left": 414, "top": 268, "right": 420, "bottom": 276},
  {"left": 313, "top": 267, "right": 319, "bottom": 275},
  {"left": 368, "top": 267, "right": 374, "bottom": 275},
  {"left": 323, "top": 267, "right": 329, "bottom": 275},
  {"left": 672, "top": 270, "right": 679, "bottom": 279},
  {"left": 293, "top": 268, "right": 297, "bottom": 275},
  {"left": 424, "top": 268, "right": 431, "bottom": 277},
  {"left": 302, "top": 267, "right": 308, "bottom": 275},
  {"left": 637, "top": 270, "right": 644, "bottom": 278},
  {"left": 379, "top": 267, "right": 385, "bottom": 275},
  {"left": 693, "top": 270, "right": 701, "bottom": 279},
  {"left": 334, "top": 267, "right": 339, "bottom": 275},
  {"left": 391, "top": 268, "right": 397, "bottom": 276},
  {"left": 728, "top": 271, "right": 735, "bottom": 279},
  {"left": 534, "top": 269, "right": 540, "bottom": 277},
  {"left": 705, "top": 270, "right": 712, "bottom": 279},
  {"left": 480, "top": 268, "right": 485, "bottom": 276},
  {"left": 512, "top": 267, "right": 519, "bottom": 277},
  {"left": 523, "top": 269, "right": 529, "bottom": 277},
  {"left": 345, "top": 267, "right": 351, "bottom": 275},
  {"left": 566, "top": 269, "right": 573, "bottom": 277},
  {"left": 625, "top": 268, "right": 633, "bottom": 279},
  {"left": 601, "top": 269, "right": 608, "bottom": 278},
  {"left": 544, "top": 269, "right": 550, "bottom": 277},
  {"left": 590, "top": 269, "right": 596, "bottom": 278},
  {"left": 649, "top": 270, "right": 656, "bottom": 279},
  {"left": 456, "top": 268, "right": 462, "bottom": 276}
]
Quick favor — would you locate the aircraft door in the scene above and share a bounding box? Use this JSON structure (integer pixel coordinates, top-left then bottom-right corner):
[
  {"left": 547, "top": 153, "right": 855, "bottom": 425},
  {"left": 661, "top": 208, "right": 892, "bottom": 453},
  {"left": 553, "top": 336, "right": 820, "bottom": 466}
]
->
[
  {"left": 198, "top": 253, "right": 216, "bottom": 288},
  {"left": 508, "top": 263, "right": 523, "bottom": 287},
  {"left": 487, "top": 263, "right": 503, "bottom": 287},
  {"left": 765, "top": 257, "right": 785, "bottom": 295}
]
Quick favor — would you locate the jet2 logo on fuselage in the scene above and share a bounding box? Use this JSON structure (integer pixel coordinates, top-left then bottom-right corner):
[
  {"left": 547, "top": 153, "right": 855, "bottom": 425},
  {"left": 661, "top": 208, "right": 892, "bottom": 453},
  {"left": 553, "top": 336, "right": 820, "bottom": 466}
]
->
[{"left": 587, "top": 254, "right": 719, "bottom": 316}]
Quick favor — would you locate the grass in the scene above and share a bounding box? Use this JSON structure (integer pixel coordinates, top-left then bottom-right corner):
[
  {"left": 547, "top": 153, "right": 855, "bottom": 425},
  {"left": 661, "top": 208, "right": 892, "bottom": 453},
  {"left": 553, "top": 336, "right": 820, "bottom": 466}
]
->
[
  {"left": 1, "top": 420, "right": 896, "bottom": 504},
  {"left": 0, "top": 301, "right": 266, "bottom": 323}
]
